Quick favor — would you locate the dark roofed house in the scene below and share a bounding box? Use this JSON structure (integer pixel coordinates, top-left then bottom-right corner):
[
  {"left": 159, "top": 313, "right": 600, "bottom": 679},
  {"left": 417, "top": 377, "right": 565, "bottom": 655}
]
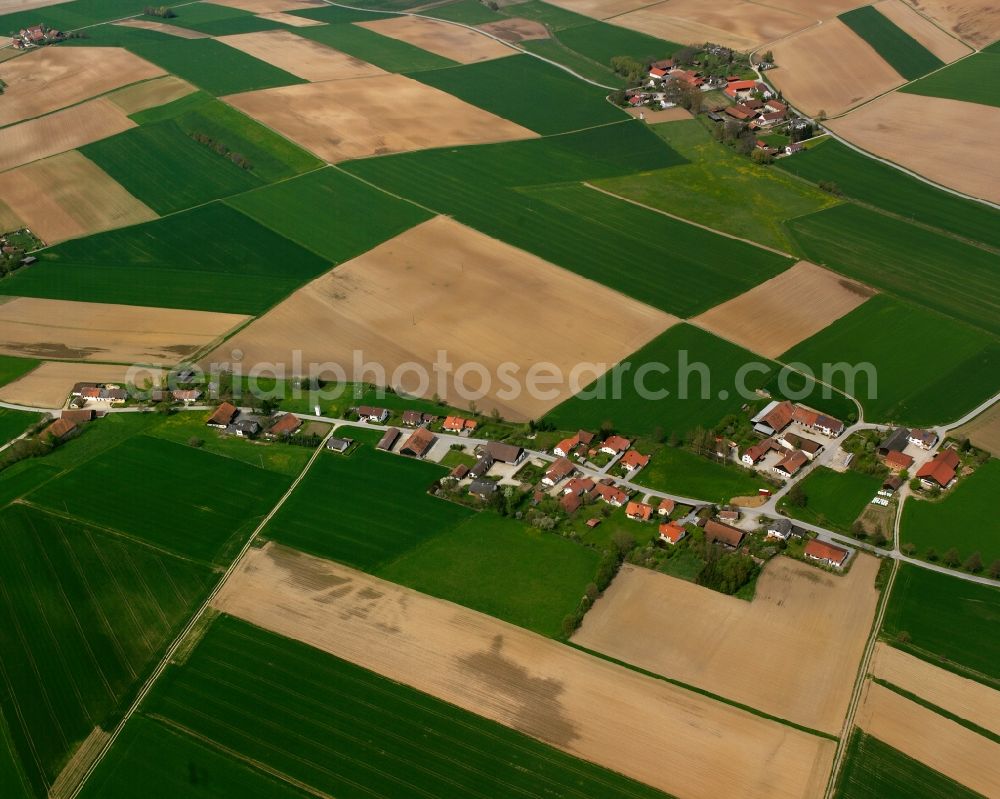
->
[
  {"left": 326, "top": 436, "right": 352, "bottom": 453},
  {"left": 882, "top": 475, "right": 903, "bottom": 493},
  {"left": 484, "top": 441, "right": 524, "bottom": 464},
  {"left": 804, "top": 539, "right": 849, "bottom": 568},
  {"left": 766, "top": 518, "right": 805, "bottom": 540},
  {"left": 704, "top": 520, "right": 745, "bottom": 549},
  {"left": 469, "top": 479, "right": 498, "bottom": 499},
  {"left": 376, "top": 427, "right": 400, "bottom": 451},
  {"left": 400, "top": 426, "right": 436, "bottom": 458},
  {"left": 207, "top": 402, "right": 238, "bottom": 429},
  {"left": 449, "top": 463, "right": 469, "bottom": 480},
  {"left": 402, "top": 410, "right": 437, "bottom": 427},
  {"left": 230, "top": 418, "right": 261, "bottom": 438},
  {"left": 909, "top": 429, "right": 938, "bottom": 450},
  {"left": 878, "top": 427, "right": 911, "bottom": 457}
]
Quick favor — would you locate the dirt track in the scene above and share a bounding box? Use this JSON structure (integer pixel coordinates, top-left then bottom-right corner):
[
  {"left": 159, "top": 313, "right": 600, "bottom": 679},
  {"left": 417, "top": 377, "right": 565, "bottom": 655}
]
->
[
  {"left": 355, "top": 15, "right": 516, "bottom": 63},
  {"left": 213, "top": 542, "right": 835, "bottom": 799},
  {"left": 573, "top": 556, "right": 881, "bottom": 734},
  {"left": 218, "top": 29, "right": 386, "bottom": 81}
]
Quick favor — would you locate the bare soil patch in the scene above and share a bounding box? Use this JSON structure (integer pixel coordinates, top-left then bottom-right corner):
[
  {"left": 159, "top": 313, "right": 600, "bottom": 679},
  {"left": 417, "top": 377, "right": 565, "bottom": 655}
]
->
[
  {"left": 105, "top": 75, "right": 196, "bottom": 115},
  {"left": 692, "top": 261, "right": 875, "bottom": 358},
  {"left": 0, "top": 198, "right": 22, "bottom": 232},
  {"left": 829, "top": 92, "right": 1000, "bottom": 204},
  {"left": 0, "top": 46, "right": 164, "bottom": 126},
  {"left": 0, "top": 98, "right": 136, "bottom": 173},
  {"left": 355, "top": 16, "right": 516, "bottom": 63},
  {"left": 210, "top": 0, "right": 323, "bottom": 12},
  {"left": 903, "top": 0, "right": 1000, "bottom": 47},
  {"left": 573, "top": 556, "right": 881, "bottom": 734},
  {"left": 0, "top": 297, "right": 248, "bottom": 365},
  {"left": 255, "top": 10, "right": 324, "bottom": 26},
  {"left": 113, "top": 18, "right": 210, "bottom": 39},
  {"left": 218, "top": 29, "right": 386, "bottom": 81},
  {"left": 0, "top": 151, "right": 155, "bottom": 244},
  {"left": 870, "top": 643, "right": 1000, "bottom": 736},
  {"left": 625, "top": 104, "right": 691, "bottom": 122},
  {"left": 0, "top": 361, "right": 162, "bottom": 408},
  {"left": 477, "top": 17, "right": 549, "bottom": 43},
  {"left": 875, "top": 0, "right": 973, "bottom": 61},
  {"left": 214, "top": 542, "right": 835, "bottom": 799},
  {"left": 857, "top": 681, "right": 1000, "bottom": 796},
  {"left": 769, "top": 20, "right": 904, "bottom": 117},
  {"left": 208, "top": 216, "right": 675, "bottom": 421},
  {"left": 223, "top": 74, "right": 535, "bottom": 162},
  {"left": 731, "top": 494, "right": 767, "bottom": 507},
  {"left": 953, "top": 402, "right": 1000, "bottom": 455},
  {"left": 543, "top": 0, "right": 650, "bottom": 18},
  {"left": 765, "top": 0, "right": 869, "bottom": 17}
]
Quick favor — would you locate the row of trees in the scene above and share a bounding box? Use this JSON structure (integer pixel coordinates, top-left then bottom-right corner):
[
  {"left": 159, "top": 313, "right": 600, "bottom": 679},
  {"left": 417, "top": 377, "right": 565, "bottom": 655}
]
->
[
  {"left": 190, "top": 132, "right": 254, "bottom": 171},
  {"left": 144, "top": 6, "right": 176, "bottom": 18}
]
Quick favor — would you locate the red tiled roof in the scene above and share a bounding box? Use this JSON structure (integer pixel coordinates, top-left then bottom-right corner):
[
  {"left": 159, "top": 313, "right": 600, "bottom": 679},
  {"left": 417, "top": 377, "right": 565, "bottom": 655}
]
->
[
  {"left": 207, "top": 402, "right": 238, "bottom": 426},
  {"left": 659, "top": 522, "right": 686, "bottom": 543},
  {"left": 620, "top": 450, "right": 649, "bottom": 470},
  {"left": 704, "top": 520, "right": 744, "bottom": 548},
  {"left": 561, "top": 492, "right": 582, "bottom": 514},
  {"left": 593, "top": 483, "right": 627, "bottom": 505},
  {"left": 885, "top": 450, "right": 913, "bottom": 471},
  {"left": 626, "top": 501, "right": 652, "bottom": 521},
  {"left": 602, "top": 435, "right": 631, "bottom": 454},
  {"left": 545, "top": 457, "right": 574, "bottom": 482},
  {"left": 268, "top": 413, "right": 301, "bottom": 435},
  {"left": 776, "top": 449, "right": 808, "bottom": 476},
  {"left": 658, "top": 498, "right": 675, "bottom": 515},
  {"left": 564, "top": 477, "right": 595, "bottom": 496},
  {"left": 401, "top": 426, "right": 435, "bottom": 457},
  {"left": 762, "top": 401, "right": 794, "bottom": 432},
  {"left": 916, "top": 449, "right": 960, "bottom": 486},
  {"left": 804, "top": 539, "right": 849, "bottom": 565},
  {"left": 443, "top": 415, "right": 468, "bottom": 431},
  {"left": 744, "top": 439, "right": 776, "bottom": 463},
  {"left": 44, "top": 417, "right": 76, "bottom": 440}
]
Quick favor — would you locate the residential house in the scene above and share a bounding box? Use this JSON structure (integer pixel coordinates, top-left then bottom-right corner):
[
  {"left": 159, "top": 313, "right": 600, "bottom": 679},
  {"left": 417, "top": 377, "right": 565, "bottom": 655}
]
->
[
  {"left": 718, "top": 508, "right": 741, "bottom": 523},
  {"left": 774, "top": 449, "right": 808, "bottom": 478},
  {"left": 484, "top": 441, "right": 524, "bottom": 465},
  {"left": 563, "top": 476, "right": 595, "bottom": 497},
  {"left": 443, "top": 415, "right": 478, "bottom": 433},
  {"left": 792, "top": 405, "right": 844, "bottom": 438},
  {"left": 780, "top": 432, "right": 822, "bottom": 459},
  {"left": 657, "top": 498, "right": 675, "bottom": 517},
  {"left": 207, "top": 402, "right": 238, "bottom": 429},
  {"left": 542, "top": 457, "right": 574, "bottom": 487},
  {"left": 449, "top": 463, "right": 469, "bottom": 481},
  {"left": 600, "top": 435, "right": 631, "bottom": 456},
  {"left": 620, "top": 450, "right": 650, "bottom": 472},
  {"left": 878, "top": 427, "right": 911, "bottom": 457},
  {"left": 469, "top": 479, "right": 498, "bottom": 499},
  {"left": 704, "top": 519, "right": 745, "bottom": 548},
  {"left": 172, "top": 389, "right": 202, "bottom": 405},
  {"left": 326, "top": 437, "right": 352, "bottom": 453},
  {"left": 742, "top": 438, "right": 778, "bottom": 465},
  {"left": 908, "top": 429, "right": 938, "bottom": 450},
  {"left": 626, "top": 501, "right": 653, "bottom": 522},
  {"left": 400, "top": 426, "right": 436, "bottom": 458},
  {"left": 376, "top": 427, "right": 400, "bottom": 451},
  {"left": 230, "top": 418, "right": 261, "bottom": 438},
  {"left": 593, "top": 482, "right": 628, "bottom": 507},
  {"left": 554, "top": 430, "right": 595, "bottom": 458},
  {"left": 804, "top": 539, "right": 849, "bottom": 568},
  {"left": 916, "top": 449, "right": 960, "bottom": 489},
  {"left": 784, "top": 142, "right": 804, "bottom": 156},
  {"left": 659, "top": 522, "right": 687, "bottom": 545},
  {"left": 885, "top": 450, "right": 913, "bottom": 473},
  {"left": 469, "top": 454, "right": 494, "bottom": 479},
  {"left": 356, "top": 406, "right": 389, "bottom": 424},
  {"left": 560, "top": 492, "right": 582, "bottom": 514},
  {"left": 264, "top": 413, "right": 301, "bottom": 440},
  {"left": 402, "top": 410, "right": 436, "bottom": 427},
  {"left": 766, "top": 518, "right": 805, "bottom": 541}
]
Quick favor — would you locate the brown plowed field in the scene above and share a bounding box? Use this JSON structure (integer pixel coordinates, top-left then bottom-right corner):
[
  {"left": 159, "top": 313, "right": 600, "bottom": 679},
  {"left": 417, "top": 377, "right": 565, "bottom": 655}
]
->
[
  {"left": 768, "top": 20, "right": 904, "bottom": 117},
  {"left": 857, "top": 681, "right": 1000, "bottom": 796},
  {"left": 218, "top": 29, "right": 386, "bottom": 81},
  {"left": 0, "top": 151, "right": 155, "bottom": 244},
  {"left": 572, "top": 556, "right": 881, "bottom": 734},
  {"left": 829, "top": 92, "right": 1000, "bottom": 204},
  {"left": 223, "top": 73, "right": 535, "bottom": 162},
  {"left": 206, "top": 216, "right": 676, "bottom": 420},
  {"left": 213, "top": 542, "right": 836, "bottom": 799},
  {"left": 0, "top": 99, "right": 135, "bottom": 173},
  {"left": 0, "top": 361, "right": 163, "bottom": 408},
  {"left": 902, "top": 0, "right": 1000, "bottom": 47},
  {"left": 875, "top": 0, "right": 973, "bottom": 61},
  {"left": 355, "top": 16, "right": 515, "bottom": 63},
  {"left": 0, "top": 46, "right": 164, "bottom": 125},
  {"left": 0, "top": 297, "right": 248, "bottom": 365},
  {"left": 113, "top": 18, "right": 209, "bottom": 38},
  {"left": 953, "top": 402, "right": 1000, "bottom": 456},
  {"left": 692, "top": 261, "right": 876, "bottom": 358}
]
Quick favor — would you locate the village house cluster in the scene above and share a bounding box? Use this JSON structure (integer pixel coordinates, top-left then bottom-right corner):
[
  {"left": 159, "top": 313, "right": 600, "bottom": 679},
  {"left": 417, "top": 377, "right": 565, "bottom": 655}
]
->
[
  {"left": 741, "top": 400, "right": 844, "bottom": 479},
  {"left": 11, "top": 23, "right": 64, "bottom": 49}
]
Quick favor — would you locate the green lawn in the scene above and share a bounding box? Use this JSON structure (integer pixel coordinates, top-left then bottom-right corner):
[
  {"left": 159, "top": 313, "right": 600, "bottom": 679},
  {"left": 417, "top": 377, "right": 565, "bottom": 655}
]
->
[
  {"left": 839, "top": 6, "right": 943, "bottom": 80},
  {"left": 596, "top": 119, "right": 839, "bottom": 254},
  {"left": 882, "top": 563, "right": 1000, "bottom": 684},
  {"left": 901, "top": 458, "right": 1000, "bottom": 565},
  {"left": 379, "top": 512, "right": 600, "bottom": 637},
  {"left": 0, "top": 504, "right": 213, "bottom": 796},
  {"left": 226, "top": 167, "right": 431, "bottom": 263},
  {"left": 787, "top": 203, "right": 1000, "bottom": 338},
  {"left": 0, "top": 355, "right": 39, "bottom": 389},
  {"left": 0, "top": 203, "right": 331, "bottom": 314},
  {"left": 835, "top": 728, "right": 981, "bottom": 799},
  {"left": 121, "top": 615, "right": 670, "bottom": 799},
  {"left": 775, "top": 137, "right": 1000, "bottom": 250},
  {"left": 641, "top": 445, "right": 765, "bottom": 503},
  {"left": 902, "top": 50, "right": 1000, "bottom": 107},
  {"left": 294, "top": 21, "right": 457, "bottom": 72},
  {"left": 782, "top": 294, "right": 1000, "bottom": 425},
  {"left": 30, "top": 435, "right": 291, "bottom": 565},
  {"left": 262, "top": 443, "right": 472, "bottom": 570},
  {"left": 780, "top": 466, "right": 882, "bottom": 533},
  {"left": 0, "top": 408, "right": 41, "bottom": 446},
  {"left": 409, "top": 55, "right": 626, "bottom": 134}
]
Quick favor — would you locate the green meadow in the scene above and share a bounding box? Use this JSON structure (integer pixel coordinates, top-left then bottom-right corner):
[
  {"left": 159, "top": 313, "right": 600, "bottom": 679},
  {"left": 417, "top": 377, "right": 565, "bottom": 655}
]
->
[
  {"left": 902, "top": 49, "right": 1000, "bottom": 107},
  {"left": 0, "top": 408, "right": 42, "bottom": 446},
  {"left": 0, "top": 356, "right": 38, "bottom": 389},
  {"left": 640, "top": 444, "right": 765, "bottom": 503},
  {"left": 419, "top": 0, "right": 503, "bottom": 24},
  {"left": 781, "top": 467, "right": 882, "bottom": 533},
  {"left": 839, "top": 6, "right": 943, "bottom": 79},
  {"left": 294, "top": 21, "right": 456, "bottom": 72}
]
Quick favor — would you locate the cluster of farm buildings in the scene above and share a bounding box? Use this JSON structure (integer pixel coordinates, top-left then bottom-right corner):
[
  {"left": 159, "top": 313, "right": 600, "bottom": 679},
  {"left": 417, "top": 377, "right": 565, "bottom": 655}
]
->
[
  {"left": 10, "top": 24, "right": 64, "bottom": 49},
  {"left": 739, "top": 400, "right": 844, "bottom": 478}
]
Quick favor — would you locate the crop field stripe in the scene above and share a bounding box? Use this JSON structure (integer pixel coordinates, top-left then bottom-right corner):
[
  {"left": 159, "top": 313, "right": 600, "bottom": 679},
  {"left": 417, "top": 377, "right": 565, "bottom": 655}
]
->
[
  {"left": 293, "top": 20, "right": 458, "bottom": 73},
  {"left": 871, "top": 678, "right": 1000, "bottom": 745},
  {"left": 901, "top": 50, "right": 1000, "bottom": 107},
  {"left": 839, "top": 6, "right": 943, "bottom": 80}
]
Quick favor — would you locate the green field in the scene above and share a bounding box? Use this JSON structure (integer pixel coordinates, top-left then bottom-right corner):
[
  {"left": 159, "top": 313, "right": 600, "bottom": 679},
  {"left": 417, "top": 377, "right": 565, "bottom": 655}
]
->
[
  {"left": 157, "top": 1, "right": 282, "bottom": 35},
  {"left": 422, "top": 0, "right": 504, "bottom": 24},
  {"left": 378, "top": 512, "right": 600, "bottom": 637},
  {"left": 520, "top": 37, "right": 620, "bottom": 84},
  {"left": 409, "top": 55, "right": 626, "bottom": 134},
  {"left": 775, "top": 138, "right": 1000, "bottom": 250},
  {"left": 0, "top": 203, "right": 330, "bottom": 314},
  {"left": 226, "top": 167, "right": 430, "bottom": 263},
  {"left": 0, "top": 356, "right": 39, "bottom": 389},
  {"left": 557, "top": 20, "right": 678, "bottom": 68},
  {"left": 0, "top": 408, "right": 41, "bottom": 446},
  {"left": 262, "top": 444, "right": 472, "bottom": 570},
  {"left": 835, "top": 728, "right": 981, "bottom": 799},
  {"left": 882, "top": 563, "right": 1000, "bottom": 683},
  {"left": 902, "top": 50, "right": 1000, "bottom": 107},
  {"left": 782, "top": 294, "right": 1000, "bottom": 425},
  {"left": 597, "top": 119, "right": 839, "bottom": 254},
  {"left": 0, "top": 504, "right": 213, "bottom": 796},
  {"left": 122, "top": 615, "right": 668, "bottom": 798},
  {"left": 498, "top": 0, "right": 593, "bottom": 31},
  {"left": 781, "top": 466, "right": 882, "bottom": 533},
  {"left": 901, "top": 458, "right": 1000, "bottom": 565},
  {"left": 30, "top": 435, "right": 290, "bottom": 565},
  {"left": 639, "top": 445, "right": 765, "bottom": 503},
  {"left": 0, "top": 0, "right": 159, "bottom": 31},
  {"left": 839, "top": 6, "right": 943, "bottom": 80},
  {"left": 787, "top": 203, "right": 1000, "bottom": 337},
  {"left": 294, "top": 20, "right": 456, "bottom": 72},
  {"left": 81, "top": 121, "right": 263, "bottom": 214}
]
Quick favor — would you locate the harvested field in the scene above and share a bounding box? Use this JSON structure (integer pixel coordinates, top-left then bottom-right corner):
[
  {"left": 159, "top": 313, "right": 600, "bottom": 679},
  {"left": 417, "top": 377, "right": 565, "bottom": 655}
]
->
[
  {"left": 0, "top": 361, "right": 162, "bottom": 408},
  {"left": 0, "top": 46, "right": 164, "bottom": 126},
  {"left": 611, "top": 0, "right": 813, "bottom": 51},
  {"left": 856, "top": 681, "right": 1000, "bottom": 797},
  {"left": 223, "top": 74, "right": 536, "bottom": 162},
  {"left": 624, "top": 104, "right": 691, "bottom": 122},
  {"left": 208, "top": 216, "right": 675, "bottom": 420},
  {"left": 113, "top": 18, "right": 209, "bottom": 38},
  {"left": 869, "top": 643, "right": 1000, "bottom": 736},
  {"left": 765, "top": 0, "right": 869, "bottom": 15},
  {"left": 953, "top": 401, "right": 1000, "bottom": 455},
  {"left": 218, "top": 29, "right": 386, "bottom": 81},
  {"left": 478, "top": 17, "right": 549, "bottom": 42},
  {"left": 573, "top": 556, "right": 882, "bottom": 734},
  {"left": 255, "top": 10, "right": 324, "bottom": 26},
  {"left": 768, "top": 20, "right": 904, "bottom": 117},
  {"left": 0, "top": 98, "right": 135, "bottom": 173},
  {"left": 692, "top": 261, "right": 876, "bottom": 358},
  {"left": 543, "top": 0, "right": 651, "bottom": 17},
  {"left": 0, "top": 151, "right": 155, "bottom": 245},
  {"left": 829, "top": 92, "right": 1000, "bottom": 204},
  {"left": 0, "top": 198, "right": 22, "bottom": 231},
  {"left": 355, "top": 16, "right": 516, "bottom": 63},
  {"left": 0, "top": 297, "right": 248, "bottom": 364},
  {"left": 210, "top": 0, "right": 322, "bottom": 11},
  {"left": 213, "top": 542, "right": 836, "bottom": 799},
  {"left": 901, "top": 0, "right": 1000, "bottom": 46},
  {"left": 105, "top": 75, "right": 196, "bottom": 114},
  {"left": 875, "top": 0, "right": 974, "bottom": 61}
]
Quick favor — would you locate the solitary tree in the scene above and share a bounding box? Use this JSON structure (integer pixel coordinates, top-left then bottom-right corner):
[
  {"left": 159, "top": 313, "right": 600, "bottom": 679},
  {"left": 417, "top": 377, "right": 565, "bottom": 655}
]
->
[
  {"left": 901, "top": 542, "right": 916, "bottom": 556},
  {"left": 786, "top": 483, "right": 807, "bottom": 508}
]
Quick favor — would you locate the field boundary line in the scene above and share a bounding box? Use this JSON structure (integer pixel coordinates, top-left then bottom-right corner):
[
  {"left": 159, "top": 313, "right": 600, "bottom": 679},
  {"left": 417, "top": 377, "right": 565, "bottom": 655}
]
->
[
  {"left": 871, "top": 678, "right": 1000, "bottom": 745},
  {"left": 65, "top": 428, "right": 337, "bottom": 799}
]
